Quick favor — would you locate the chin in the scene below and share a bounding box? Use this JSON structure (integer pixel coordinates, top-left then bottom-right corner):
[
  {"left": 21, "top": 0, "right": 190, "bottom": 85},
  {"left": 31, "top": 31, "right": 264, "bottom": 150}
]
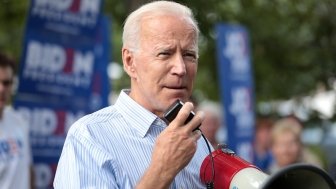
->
[
  {"left": 174, "top": 91, "right": 189, "bottom": 100},
  {"left": 162, "top": 89, "right": 189, "bottom": 104},
  {"left": 170, "top": 96, "right": 188, "bottom": 103}
]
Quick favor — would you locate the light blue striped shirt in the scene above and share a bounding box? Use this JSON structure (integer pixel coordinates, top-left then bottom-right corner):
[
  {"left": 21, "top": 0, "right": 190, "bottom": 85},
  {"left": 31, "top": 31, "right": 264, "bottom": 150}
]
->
[{"left": 54, "top": 90, "right": 210, "bottom": 188}]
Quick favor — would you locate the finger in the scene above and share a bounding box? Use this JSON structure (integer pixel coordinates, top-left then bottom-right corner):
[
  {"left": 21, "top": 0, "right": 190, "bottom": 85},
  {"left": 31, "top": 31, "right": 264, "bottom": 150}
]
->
[
  {"left": 185, "top": 111, "right": 204, "bottom": 132},
  {"left": 191, "top": 129, "right": 202, "bottom": 140},
  {"left": 171, "top": 102, "right": 194, "bottom": 127}
]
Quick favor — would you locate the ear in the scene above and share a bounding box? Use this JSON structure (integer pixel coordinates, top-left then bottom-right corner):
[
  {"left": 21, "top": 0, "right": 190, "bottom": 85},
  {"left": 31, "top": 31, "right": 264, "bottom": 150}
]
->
[{"left": 122, "top": 48, "right": 137, "bottom": 79}]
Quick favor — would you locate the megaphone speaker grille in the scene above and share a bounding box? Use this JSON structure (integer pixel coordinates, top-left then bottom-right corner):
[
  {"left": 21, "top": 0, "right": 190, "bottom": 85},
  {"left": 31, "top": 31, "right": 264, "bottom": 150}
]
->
[{"left": 262, "top": 163, "right": 336, "bottom": 189}]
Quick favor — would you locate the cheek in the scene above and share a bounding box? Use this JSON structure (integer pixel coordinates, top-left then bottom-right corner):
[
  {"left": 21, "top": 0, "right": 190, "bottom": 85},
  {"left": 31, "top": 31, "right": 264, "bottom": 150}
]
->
[
  {"left": 272, "top": 144, "right": 283, "bottom": 156},
  {"left": 188, "top": 64, "right": 197, "bottom": 78},
  {"left": 134, "top": 59, "right": 157, "bottom": 80},
  {"left": 289, "top": 144, "right": 301, "bottom": 156},
  {"left": 272, "top": 142, "right": 289, "bottom": 157},
  {"left": 138, "top": 66, "right": 168, "bottom": 90},
  {"left": 4, "top": 88, "right": 12, "bottom": 96},
  {"left": 186, "top": 64, "right": 197, "bottom": 90}
]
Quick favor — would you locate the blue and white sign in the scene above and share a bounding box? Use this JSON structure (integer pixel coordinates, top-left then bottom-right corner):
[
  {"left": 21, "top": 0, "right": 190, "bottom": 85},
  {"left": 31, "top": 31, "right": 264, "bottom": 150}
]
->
[
  {"left": 216, "top": 24, "right": 255, "bottom": 162},
  {"left": 16, "top": 16, "right": 110, "bottom": 112},
  {"left": 14, "top": 0, "right": 110, "bottom": 188},
  {"left": 28, "top": 0, "right": 103, "bottom": 35}
]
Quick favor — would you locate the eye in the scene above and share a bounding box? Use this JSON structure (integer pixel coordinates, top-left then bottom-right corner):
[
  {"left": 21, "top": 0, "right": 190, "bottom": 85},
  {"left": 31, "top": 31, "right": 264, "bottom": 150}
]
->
[
  {"left": 1, "top": 79, "right": 13, "bottom": 87},
  {"left": 183, "top": 52, "right": 197, "bottom": 62},
  {"left": 158, "top": 51, "right": 171, "bottom": 57}
]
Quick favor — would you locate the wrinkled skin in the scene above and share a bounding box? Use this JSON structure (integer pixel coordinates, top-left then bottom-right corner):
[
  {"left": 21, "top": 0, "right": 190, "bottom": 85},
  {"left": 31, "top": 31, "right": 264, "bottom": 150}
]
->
[
  {"left": 122, "top": 14, "right": 204, "bottom": 188},
  {"left": 123, "top": 14, "right": 198, "bottom": 117}
]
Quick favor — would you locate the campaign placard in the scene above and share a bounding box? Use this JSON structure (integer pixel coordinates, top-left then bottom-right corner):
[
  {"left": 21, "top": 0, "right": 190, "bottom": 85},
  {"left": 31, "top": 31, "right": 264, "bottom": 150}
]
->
[
  {"left": 14, "top": 0, "right": 110, "bottom": 188},
  {"left": 27, "top": 0, "right": 102, "bottom": 35},
  {"left": 215, "top": 24, "right": 255, "bottom": 162}
]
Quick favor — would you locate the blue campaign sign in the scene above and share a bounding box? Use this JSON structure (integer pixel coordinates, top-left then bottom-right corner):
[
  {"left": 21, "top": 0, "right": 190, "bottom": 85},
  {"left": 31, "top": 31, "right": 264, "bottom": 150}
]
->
[
  {"left": 215, "top": 24, "right": 255, "bottom": 162},
  {"left": 16, "top": 16, "right": 110, "bottom": 112},
  {"left": 15, "top": 106, "right": 86, "bottom": 188},
  {"left": 14, "top": 1, "right": 110, "bottom": 187},
  {"left": 27, "top": 0, "right": 103, "bottom": 35}
]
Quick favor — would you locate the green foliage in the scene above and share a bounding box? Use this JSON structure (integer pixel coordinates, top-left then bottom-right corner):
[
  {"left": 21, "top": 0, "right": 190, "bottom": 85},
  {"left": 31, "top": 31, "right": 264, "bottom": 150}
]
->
[
  {"left": 1, "top": 0, "right": 336, "bottom": 108},
  {"left": 0, "top": 0, "right": 29, "bottom": 59},
  {"left": 183, "top": 0, "right": 336, "bottom": 104}
]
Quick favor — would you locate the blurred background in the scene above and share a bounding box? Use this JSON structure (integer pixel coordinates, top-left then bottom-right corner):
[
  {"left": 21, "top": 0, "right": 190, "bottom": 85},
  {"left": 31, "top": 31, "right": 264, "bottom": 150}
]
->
[{"left": 1, "top": 0, "right": 336, "bottom": 188}]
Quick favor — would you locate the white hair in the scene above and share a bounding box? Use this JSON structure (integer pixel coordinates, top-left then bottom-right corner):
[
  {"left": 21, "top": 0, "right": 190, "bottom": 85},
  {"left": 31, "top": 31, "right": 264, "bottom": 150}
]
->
[
  {"left": 122, "top": 1, "right": 199, "bottom": 52},
  {"left": 198, "top": 100, "right": 223, "bottom": 122}
]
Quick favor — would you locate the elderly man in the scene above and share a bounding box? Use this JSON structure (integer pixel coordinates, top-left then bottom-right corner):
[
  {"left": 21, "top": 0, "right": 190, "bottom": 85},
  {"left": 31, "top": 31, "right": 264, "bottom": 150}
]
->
[{"left": 54, "top": 1, "right": 210, "bottom": 188}]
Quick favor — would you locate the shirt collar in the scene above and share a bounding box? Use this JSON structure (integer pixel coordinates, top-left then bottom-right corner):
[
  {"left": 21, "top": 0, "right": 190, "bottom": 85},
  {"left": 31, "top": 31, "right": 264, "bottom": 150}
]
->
[{"left": 115, "top": 89, "right": 161, "bottom": 137}]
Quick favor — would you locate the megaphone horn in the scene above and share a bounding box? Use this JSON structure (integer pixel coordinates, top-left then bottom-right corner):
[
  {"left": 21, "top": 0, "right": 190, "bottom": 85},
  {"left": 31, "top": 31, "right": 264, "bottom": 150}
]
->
[{"left": 200, "top": 145, "right": 336, "bottom": 189}]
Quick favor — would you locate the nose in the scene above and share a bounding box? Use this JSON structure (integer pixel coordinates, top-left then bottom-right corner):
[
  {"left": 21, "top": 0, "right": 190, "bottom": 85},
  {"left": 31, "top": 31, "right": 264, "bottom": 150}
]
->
[{"left": 171, "top": 53, "right": 186, "bottom": 76}]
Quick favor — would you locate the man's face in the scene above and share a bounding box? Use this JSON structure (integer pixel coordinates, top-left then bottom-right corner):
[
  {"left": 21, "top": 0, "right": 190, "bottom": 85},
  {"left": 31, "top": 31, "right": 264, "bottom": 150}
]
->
[
  {"left": 126, "top": 14, "right": 198, "bottom": 116},
  {"left": 256, "top": 126, "right": 272, "bottom": 148},
  {"left": 0, "top": 66, "right": 13, "bottom": 112}
]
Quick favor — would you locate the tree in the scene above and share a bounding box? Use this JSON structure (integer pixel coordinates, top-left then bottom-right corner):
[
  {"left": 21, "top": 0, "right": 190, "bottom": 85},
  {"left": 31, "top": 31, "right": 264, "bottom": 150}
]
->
[
  {"left": 1, "top": 0, "right": 336, "bottom": 115},
  {"left": 0, "top": 1, "right": 29, "bottom": 59}
]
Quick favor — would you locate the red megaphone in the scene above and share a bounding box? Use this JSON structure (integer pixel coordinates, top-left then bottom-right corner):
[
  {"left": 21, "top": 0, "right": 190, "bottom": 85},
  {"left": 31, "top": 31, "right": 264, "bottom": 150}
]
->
[{"left": 200, "top": 144, "right": 336, "bottom": 189}]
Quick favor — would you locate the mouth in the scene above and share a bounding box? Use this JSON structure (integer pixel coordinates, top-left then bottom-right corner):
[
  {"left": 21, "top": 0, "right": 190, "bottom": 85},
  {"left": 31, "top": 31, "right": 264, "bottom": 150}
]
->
[
  {"left": 164, "top": 86, "right": 187, "bottom": 90},
  {"left": 163, "top": 85, "right": 189, "bottom": 103}
]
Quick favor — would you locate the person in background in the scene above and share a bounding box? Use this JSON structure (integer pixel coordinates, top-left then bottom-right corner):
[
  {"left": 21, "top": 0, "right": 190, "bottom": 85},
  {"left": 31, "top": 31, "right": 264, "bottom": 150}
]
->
[
  {"left": 268, "top": 117, "right": 302, "bottom": 174},
  {"left": 198, "top": 100, "right": 225, "bottom": 149},
  {"left": 268, "top": 117, "right": 322, "bottom": 174},
  {"left": 252, "top": 116, "right": 274, "bottom": 171},
  {"left": 54, "top": 1, "right": 211, "bottom": 188},
  {"left": 285, "top": 115, "right": 323, "bottom": 168},
  {"left": 0, "top": 52, "right": 32, "bottom": 189}
]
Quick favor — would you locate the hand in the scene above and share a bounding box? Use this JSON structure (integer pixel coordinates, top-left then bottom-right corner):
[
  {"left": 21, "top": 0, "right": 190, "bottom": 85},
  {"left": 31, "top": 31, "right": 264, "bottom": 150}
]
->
[{"left": 136, "top": 102, "right": 204, "bottom": 189}]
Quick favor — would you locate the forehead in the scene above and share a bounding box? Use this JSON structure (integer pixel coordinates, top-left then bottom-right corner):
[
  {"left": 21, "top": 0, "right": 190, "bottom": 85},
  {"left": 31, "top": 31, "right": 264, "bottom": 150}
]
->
[
  {"left": 139, "top": 14, "right": 197, "bottom": 46},
  {"left": 274, "top": 130, "right": 297, "bottom": 141},
  {"left": 0, "top": 66, "right": 13, "bottom": 78}
]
